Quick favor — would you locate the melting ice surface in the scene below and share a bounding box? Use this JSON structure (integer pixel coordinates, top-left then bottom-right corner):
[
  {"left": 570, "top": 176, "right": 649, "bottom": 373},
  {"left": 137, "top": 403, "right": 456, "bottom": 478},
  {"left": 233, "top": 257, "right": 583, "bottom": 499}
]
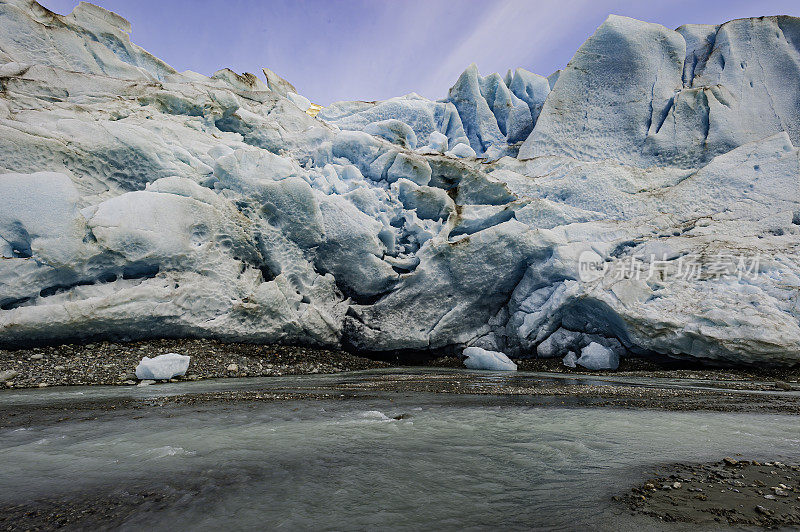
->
[
  {"left": 1, "top": 371, "right": 800, "bottom": 531},
  {"left": 3, "top": 2, "right": 800, "bottom": 366}
]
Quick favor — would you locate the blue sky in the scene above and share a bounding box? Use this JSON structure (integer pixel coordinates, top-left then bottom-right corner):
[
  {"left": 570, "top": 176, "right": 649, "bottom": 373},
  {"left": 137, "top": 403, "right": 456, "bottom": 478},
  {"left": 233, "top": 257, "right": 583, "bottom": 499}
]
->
[{"left": 40, "top": 0, "right": 800, "bottom": 105}]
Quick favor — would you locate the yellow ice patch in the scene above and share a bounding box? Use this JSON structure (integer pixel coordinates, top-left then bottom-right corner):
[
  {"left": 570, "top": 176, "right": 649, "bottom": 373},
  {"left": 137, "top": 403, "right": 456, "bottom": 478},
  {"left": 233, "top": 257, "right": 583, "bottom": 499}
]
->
[{"left": 306, "top": 103, "right": 323, "bottom": 118}]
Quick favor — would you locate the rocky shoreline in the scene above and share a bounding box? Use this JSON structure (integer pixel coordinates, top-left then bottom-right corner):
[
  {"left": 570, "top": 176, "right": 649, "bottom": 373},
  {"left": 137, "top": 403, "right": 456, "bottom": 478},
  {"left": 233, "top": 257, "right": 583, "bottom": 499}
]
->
[
  {"left": 0, "top": 339, "right": 388, "bottom": 389},
  {"left": 2, "top": 338, "right": 800, "bottom": 392},
  {"left": 430, "top": 355, "right": 800, "bottom": 392},
  {"left": 618, "top": 459, "right": 800, "bottom": 528}
]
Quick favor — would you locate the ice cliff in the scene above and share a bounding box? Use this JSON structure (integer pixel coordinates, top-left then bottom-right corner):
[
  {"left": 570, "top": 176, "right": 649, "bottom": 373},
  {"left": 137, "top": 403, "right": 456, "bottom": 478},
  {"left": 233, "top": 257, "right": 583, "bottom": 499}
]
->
[{"left": 1, "top": 1, "right": 800, "bottom": 365}]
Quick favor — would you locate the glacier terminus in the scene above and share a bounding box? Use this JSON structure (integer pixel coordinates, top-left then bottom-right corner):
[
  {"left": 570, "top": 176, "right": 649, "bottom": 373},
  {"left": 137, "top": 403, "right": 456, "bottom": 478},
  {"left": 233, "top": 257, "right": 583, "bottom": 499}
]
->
[{"left": 1, "top": 1, "right": 800, "bottom": 366}]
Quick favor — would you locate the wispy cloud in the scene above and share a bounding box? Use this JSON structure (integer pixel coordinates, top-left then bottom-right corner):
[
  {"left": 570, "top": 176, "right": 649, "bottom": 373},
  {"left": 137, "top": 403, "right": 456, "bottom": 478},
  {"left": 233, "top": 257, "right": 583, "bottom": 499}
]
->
[{"left": 38, "top": 0, "right": 800, "bottom": 105}]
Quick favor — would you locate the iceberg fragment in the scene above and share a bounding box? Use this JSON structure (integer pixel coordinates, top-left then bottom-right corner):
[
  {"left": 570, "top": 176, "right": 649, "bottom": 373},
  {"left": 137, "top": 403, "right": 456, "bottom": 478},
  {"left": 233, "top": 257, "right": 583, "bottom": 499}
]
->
[
  {"left": 576, "top": 343, "right": 619, "bottom": 371},
  {"left": 446, "top": 143, "right": 477, "bottom": 159},
  {"left": 463, "top": 347, "right": 518, "bottom": 371},
  {"left": 135, "top": 353, "right": 191, "bottom": 380},
  {"left": 426, "top": 131, "right": 449, "bottom": 153}
]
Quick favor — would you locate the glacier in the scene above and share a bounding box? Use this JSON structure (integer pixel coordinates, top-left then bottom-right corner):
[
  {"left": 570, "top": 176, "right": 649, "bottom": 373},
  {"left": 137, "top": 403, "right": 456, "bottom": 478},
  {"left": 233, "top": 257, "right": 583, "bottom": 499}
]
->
[{"left": 1, "top": 1, "right": 800, "bottom": 366}]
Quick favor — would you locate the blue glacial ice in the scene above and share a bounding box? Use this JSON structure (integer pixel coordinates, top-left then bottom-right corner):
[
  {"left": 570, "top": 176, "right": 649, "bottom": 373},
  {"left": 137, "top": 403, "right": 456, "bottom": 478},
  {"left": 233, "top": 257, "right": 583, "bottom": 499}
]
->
[
  {"left": 1, "top": 2, "right": 799, "bottom": 366},
  {"left": 576, "top": 342, "right": 620, "bottom": 371}
]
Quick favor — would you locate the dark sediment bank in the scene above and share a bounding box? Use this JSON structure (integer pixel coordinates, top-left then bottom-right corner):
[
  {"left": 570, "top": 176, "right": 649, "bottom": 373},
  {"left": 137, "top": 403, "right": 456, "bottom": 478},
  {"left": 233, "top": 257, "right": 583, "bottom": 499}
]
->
[
  {"left": 6, "top": 459, "right": 800, "bottom": 531},
  {"left": 3, "top": 366, "right": 800, "bottom": 435},
  {"left": 619, "top": 459, "right": 800, "bottom": 528},
  {"left": 2, "top": 338, "right": 800, "bottom": 392},
  {"left": 0, "top": 338, "right": 388, "bottom": 389},
  {"left": 2, "top": 339, "right": 800, "bottom": 431}
]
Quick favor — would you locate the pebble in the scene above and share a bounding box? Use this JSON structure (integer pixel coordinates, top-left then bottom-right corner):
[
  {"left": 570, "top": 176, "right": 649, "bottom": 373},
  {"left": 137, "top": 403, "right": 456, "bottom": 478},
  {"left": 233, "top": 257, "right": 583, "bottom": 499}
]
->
[
  {"left": 775, "top": 380, "right": 792, "bottom": 390},
  {"left": 620, "top": 459, "right": 800, "bottom": 528},
  {"left": 0, "top": 339, "right": 386, "bottom": 389},
  {"left": 227, "top": 363, "right": 239, "bottom": 372},
  {"left": 0, "top": 369, "right": 18, "bottom": 382},
  {"left": 723, "top": 457, "right": 739, "bottom": 466},
  {"left": 755, "top": 505, "right": 773, "bottom": 516}
]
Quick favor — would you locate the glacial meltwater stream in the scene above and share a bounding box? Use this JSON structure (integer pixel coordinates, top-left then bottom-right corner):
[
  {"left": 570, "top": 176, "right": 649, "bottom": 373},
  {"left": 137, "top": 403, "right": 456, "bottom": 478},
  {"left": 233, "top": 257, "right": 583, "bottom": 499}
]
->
[{"left": 1, "top": 369, "right": 799, "bottom": 530}]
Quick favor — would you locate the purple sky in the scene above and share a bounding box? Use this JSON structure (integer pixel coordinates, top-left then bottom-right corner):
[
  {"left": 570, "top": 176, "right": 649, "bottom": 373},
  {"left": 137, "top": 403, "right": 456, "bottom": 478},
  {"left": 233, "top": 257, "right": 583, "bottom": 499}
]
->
[{"left": 39, "top": 0, "right": 800, "bottom": 105}]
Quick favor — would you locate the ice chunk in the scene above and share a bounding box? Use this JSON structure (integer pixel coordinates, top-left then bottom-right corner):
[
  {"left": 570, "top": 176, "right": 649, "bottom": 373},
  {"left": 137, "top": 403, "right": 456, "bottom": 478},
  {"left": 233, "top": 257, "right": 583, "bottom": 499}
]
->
[
  {"left": 537, "top": 328, "right": 582, "bottom": 358},
  {"left": 364, "top": 119, "right": 418, "bottom": 149},
  {"left": 135, "top": 353, "right": 191, "bottom": 380},
  {"left": 427, "top": 131, "right": 449, "bottom": 153},
  {"left": 446, "top": 143, "right": 476, "bottom": 159},
  {"left": 576, "top": 342, "right": 619, "bottom": 370},
  {"left": 386, "top": 152, "right": 431, "bottom": 185},
  {"left": 536, "top": 328, "right": 627, "bottom": 360},
  {"left": 360, "top": 410, "right": 391, "bottom": 421},
  {"left": 463, "top": 347, "right": 517, "bottom": 371},
  {"left": 562, "top": 351, "right": 577, "bottom": 368},
  {"left": 393, "top": 179, "right": 454, "bottom": 220}
]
